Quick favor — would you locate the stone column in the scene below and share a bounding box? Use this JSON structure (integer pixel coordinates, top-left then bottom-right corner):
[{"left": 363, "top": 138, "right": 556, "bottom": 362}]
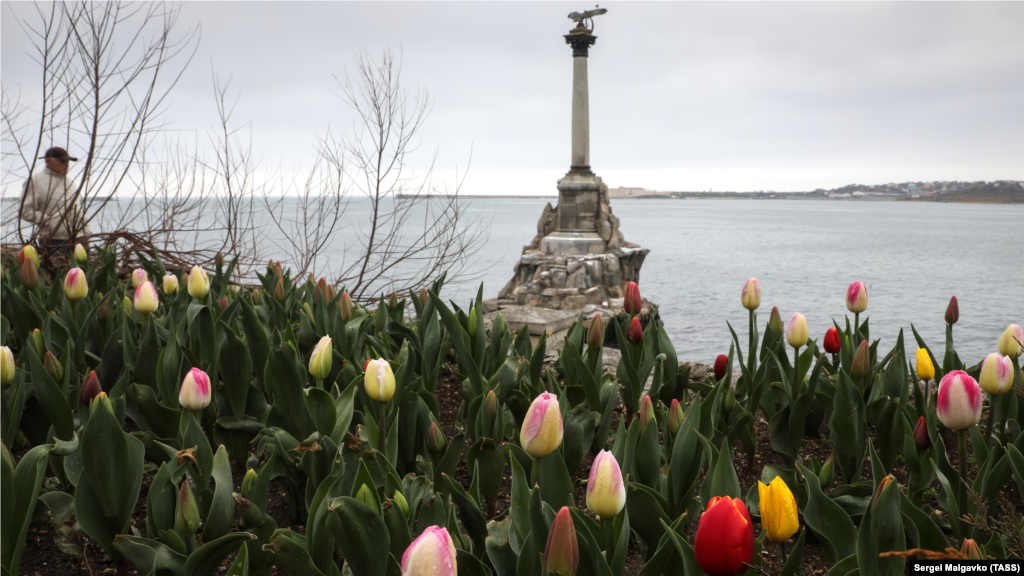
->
[{"left": 565, "top": 28, "right": 596, "bottom": 173}]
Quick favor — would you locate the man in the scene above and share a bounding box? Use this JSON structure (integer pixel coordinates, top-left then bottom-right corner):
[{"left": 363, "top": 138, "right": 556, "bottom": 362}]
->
[{"left": 19, "top": 147, "right": 86, "bottom": 254}]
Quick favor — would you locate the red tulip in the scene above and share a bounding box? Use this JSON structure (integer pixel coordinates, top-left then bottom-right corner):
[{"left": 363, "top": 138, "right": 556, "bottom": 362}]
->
[
  {"left": 627, "top": 317, "right": 643, "bottom": 344},
  {"left": 823, "top": 327, "right": 841, "bottom": 354},
  {"left": 219, "top": 296, "right": 228, "bottom": 310},
  {"left": 714, "top": 354, "right": 729, "bottom": 381},
  {"left": 913, "top": 416, "right": 930, "bottom": 452},
  {"left": 80, "top": 371, "right": 102, "bottom": 405},
  {"left": 543, "top": 507, "right": 578, "bottom": 576},
  {"left": 694, "top": 496, "right": 754, "bottom": 576},
  {"left": 624, "top": 282, "right": 641, "bottom": 315},
  {"left": 945, "top": 296, "right": 959, "bottom": 325}
]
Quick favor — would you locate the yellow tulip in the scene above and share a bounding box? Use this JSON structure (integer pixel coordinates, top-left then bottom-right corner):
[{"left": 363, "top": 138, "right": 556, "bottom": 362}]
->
[
  {"left": 758, "top": 476, "right": 799, "bottom": 542},
  {"left": 916, "top": 348, "right": 934, "bottom": 381}
]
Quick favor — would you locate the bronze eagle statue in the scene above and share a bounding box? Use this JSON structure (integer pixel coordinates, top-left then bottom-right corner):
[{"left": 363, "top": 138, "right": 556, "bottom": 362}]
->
[{"left": 568, "top": 7, "right": 607, "bottom": 33}]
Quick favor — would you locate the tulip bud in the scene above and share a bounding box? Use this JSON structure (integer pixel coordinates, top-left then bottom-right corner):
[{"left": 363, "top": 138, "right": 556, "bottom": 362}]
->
[
  {"left": 419, "top": 288, "right": 429, "bottom": 308},
  {"left": 18, "top": 245, "right": 40, "bottom": 269},
  {"left": 273, "top": 278, "right": 286, "bottom": 302},
  {"left": 758, "top": 476, "right": 799, "bottom": 542},
  {"left": 30, "top": 329, "right": 45, "bottom": 359},
  {"left": 624, "top": 282, "right": 641, "bottom": 315},
  {"left": 315, "top": 277, "right": 328, "bottom": 304},
  {"left": 252, "top": 288, "right": 261, "bottom": 304},
  {"left": 587, "top": 314, "right": 604, "bottom": 350},
  {"left": 824, "top": 327, "right": 841, "bottom": 354},
  {"left": 393, "top": 490, "right": 409, "bottom": 516},
  {"left": 714, "top": 354, "right": 729, "bottom": 381},
  {"left": 846, "top": 281, "right": 868, "bottom": 314},
  {"left": 134, "top": 281, "right": 159, "bottom": 315},
  {"left": 241, "top": 468, "right": 258, "bottom": 498},
  {"left": 62, "top": 267, "right": 87, "bottom": 302},
  {"left": 668, "top": 399, "right": 684, "bottom": 436},
  {"left": 355, "top": 483, "right": 377, "bottom": 508},
  {"left": 724, "top": 387, "right": 737, "bottom": 412},
  {"left": 400, "top": 526, "right": 457, "bottom": 576},
  {"left": 122, "top": 296, "right": 133, "bottom": 317},
  {"left": 769, "top": 306, "right": 783, "bottom": 334},
  {"left": 90, "top": 391, "right": 114, "bottom": 416},
  {"left": 0, "top": 346, "right": 14, "bottom": 387},
  {"left": 913, "top": 416, "right": 930, "bottom": 452},
  {"left": 945, "top": 296, "right": 959, "bottom": 325},
  {"left": 587, "top": 450, "right": 626, "bottom": 518},
  {"left": 998, "top": 324, "right": 1023, "bottom": 358},
  {"left": 97, "top": 297, "right": 109, "bottom": 321},
  {"left": 324, "top": 283, "right": 335, "bottom": 302},
  {"left": 937, "top": 371, "right": 982, "bottom": 431},
  {"left": 267, "top": 259, "right": 276, "bottom": 273},
  {"left": 786, "top": 313, "right": 808, "bottom": 348},
  {"left": 627, "top": 316, "right": 643, "bottom": 344},
  {"left": 179, "top": 367, "right": 212, "bottom": 411},
  {"left": 979, "top": 353, "right": 1014, "bottom": 396},
  {"left": 916, "top": 348, "right": 935, "bottom": 381},
  {"left": 427, "top": 421, "right": 446, "bottom": 452},
  {"left": 851, "top": 341, "right": 870, "bottom": 378},
  {"left": 694, "top": 496, "right": 754, "bottom": 576},
  {"left": 870, "top": 475, "right": 893, "bottom": 513},
  {"left": 79, "top": 370, "right": 102, "bottom": 405},
  {"left": 309, "top": 336, "right": 333, "bottom": 380},
  {"left": 43, "top": 351, "right": 63, "bottom": 382},
  {"left": 818, "top": 455, "right": 835, "bottom": 487},
  {"left": 638, "top": 395, "right": 655, "bottom": 432},
  {"left": 174, "top": 480, "right": 201, "bottom": 538},
  {"left": 364, "top": 358, "right": 396, "bottom": 402},
  {"left": 187, "top": 265, "right": 210, "bottom": 298},
  {"left": 519, "top": 392, "right": 563, "bottom": 457},
  {"left": 74, "top": 243, "right": 87, "bottom": 264},
  {"left": 468, "top": 306, "right": 478, "bottom": 337},
  {"left": 486, "top": 389, "right": 498, "bottom": 420},
  {"left": 544, "top": 507, "right": 579, "bottom": 576},
  {"left": 215, "top": 251, "right": 224, "bottom": 269},
  {"left": 131, "top": 268, "right": 147, "bottom": 288},
  {"left": 340, "top": 291, "right": 353, "bottom": 322},
  {"left": 163, "top": 274, "right": 178, "bottom": 295},
  {"left": 960, "top": 538, "right": 983, "bottom": 560},
  {"left": 219, "top": 296, "right": 228, "bottom": 310},
  {"left": 741, "top": 278, "right": 761, "bottom": 311},
  {"left": 19, "top": 258, "right": 38, "bottom": 289},
  {"left": 389, "top": 291, "right": 398, "bottom": 307}
]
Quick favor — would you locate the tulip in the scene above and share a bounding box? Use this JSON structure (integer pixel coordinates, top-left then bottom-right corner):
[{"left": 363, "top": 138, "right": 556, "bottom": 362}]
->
[
  {"left": 20, "top": 257, "right": 38, "bottom": 289},
  {"left": 851, "top": 341, "right": 870, "bottom": 378},
  {"left": 315, "top": 277, "right": 327, "bottom": 304},
  {"left": 179, "top": 367, "right": 212, "bottom": 411},
  {"left": 187, "top": 265, "right": 210, "bottom": 298},
  {"left": 1, "top": 346, "right": 15, "bottom": 386},
  {"left": 823, "top": 327, "right": 840, "bottom": 354},
  {"left": 937, "top": 371, "right": 983, "bottom": 431},
  {"left": 340, "top": 291, "right": 353, "bottom": 322},
  {"left": 741, "top": 278, "right": 761, "bottom": 311},
  {"left": 945, "top": 296, "right": 959, "bottom": 325},
  {"left": 401, "top": 525, "right": 457, "bottom": 576},
  {"left": 818, "top": 455, "right": 835, "bottom": 487},
  {"left": 364, "top": 358, "right": 396, "bottom": 402},
  {"left": 870, "top": 475, "right": 893, "bottom": 513},
  {"left": 846, "top": 281, "right": 868, "bottom": 314},
  {"left": 758, "top": 476, "right": 799, "bottom": 542},
  {"left": 30, "top": 329, "right": 45, "bottom": 359},
  {"left": 638, "top": 395, "right": 655, "bottom": 432},
  {"left": 427, "top": 421, "right": 446, "bottom": 452},
  {"left": 122, "top": 296, "right": 133, "bottom": 317},
  {"left": 768, "top": 306, "right": 783, "bottom": 334},
  {"left": 586, "top": 450, "right": 626, "bottom": 518},
  {"left": 418, "top": 288, "right": 429, "bottom": 308},
  {"left": 544, "top": 507, "right": 579, "bottom": 576},
  {"left": 468, "top": 305, "right": 478, "bottom": 337},
  {"left": 74, "top": 243, "right": 87, "bottom": 264},
  {"left": 624, "top": 281, "right": 641, "bottom": 315},
  {"left": 163, "top": 274, "right": 178, "bottom": 295},
  {"left": 80, "top": 371, "right": 101, "bottom": 405},
  {"left": 786, "top": 313, "right": 807, "bottom": 349},
  {"left": 134, "top": 281, "right": 159, "bottom": 315},
  {"left": 219, "top": 296, "right": 228, "bottom": 310},
  {"left": 354, "top": 484, "right": 377, "bottom": 508},
  {"left": 90, "top": 391, "right": 114, "bottom": 416},
  {"left": 714, "top": 354, "right": 729, "bottom": 381},
  {"left": 980, "top": 353, "right": 1013, "bottom": 396},
  {"left": 393, "top": 491, "right": 409, "bottom": 516},
  {"left": 627, "top": 316, "right": 643, "bottom": 344},
  {"left": 520, "top": 392, "right": 563, "bottom": 457},
  {"left": 270, "top": 278, "right": 284, "bottom": 302},
  {"left": 18, "top": 245, "right": 40, "bottom": 269},
  {"left": 694, "top": 496, "right": 754, "bottom": 576},
  {"left": 309, "top": 336, "right": 333, "bottom": 382},
  {"left": 241, "top": 468, "right": 258, "bottom": 497},
  {"left": 131, "top": 268, "right": 147, "bottom": 288},
  {"left": 587, "top": 314, "right": 604, "bottom": 349},
  {"left": 913, "top": 416, "right": 930, "bottom": 452},
  {"left": 916, "top": 348, "right": 935, "bottom": 381},
  {"left": 668, "top": 399, "right": 684, "bottom": 436},
  {"left": 486, "top": 389, "right": 498, "bottom": 420},
  {"left": 61, "top": 267, "right": 87, "bottom": 302},
  {"left": 97, "top": 297, "right": 109, "bottom": 321},
  {"left": 43, "top": 351, "right": 63, "bottom": 382},
  {"left": 960, "top": 539, "right": 984, "bottom": 560},
  {"left": 175, "top": 480, "right": 200, "bottom": 539},
  {"left": 389, "top": 291, "right": 399, "bottom": 307},
  {"left": 998, "top": 324, "right": 1023, "bottom": 358},
  {"left": 215, "top": 251, "right": 225, "bottom": 269}
]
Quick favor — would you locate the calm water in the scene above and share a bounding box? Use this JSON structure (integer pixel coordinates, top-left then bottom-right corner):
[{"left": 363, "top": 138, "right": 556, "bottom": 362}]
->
[{"left": 450, "top": 198, "right": 1024, "bottom": 366}]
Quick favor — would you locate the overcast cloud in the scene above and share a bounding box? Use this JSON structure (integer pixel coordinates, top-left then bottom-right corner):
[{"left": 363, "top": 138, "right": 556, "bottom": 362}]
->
[{"left": 3, "top": 1, "right": 1022, "bottom": 194}]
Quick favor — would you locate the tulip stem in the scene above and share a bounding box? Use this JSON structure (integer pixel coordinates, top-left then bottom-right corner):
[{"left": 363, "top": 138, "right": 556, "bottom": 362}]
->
[
  {"left": 780, "top": 540, "right": 788, "bottom": 566},
  {"left": 957, "top": 429, "right": 968, "bottom": 511},
  {"left": 748, "top": 309, "right": 756, "bottom": 372},
  {"left": 379, "top": 401, "right": 387, "bottom": 458},
  {"left": 532, "top": 455, "right": 542, "bottom": 489},
  {"left": 853, "top": 313, "right": 860, "bottom": 346},
  {"left": 602, "top": 516, "right": 614, "bottom": 564},
  {"left": 792, "top": 346, "right": 801, "bottom": 398},
  {"left": 984, "top": 396, "right": 996, "bottom": 444},
  {"left": 316, "top": 378, "right": 324, "bottom": 390}
]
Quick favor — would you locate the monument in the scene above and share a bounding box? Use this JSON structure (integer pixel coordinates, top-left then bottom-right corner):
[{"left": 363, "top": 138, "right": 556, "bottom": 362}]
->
[{"left": 497, "top": 8, "right": 649, "bottom": 313}]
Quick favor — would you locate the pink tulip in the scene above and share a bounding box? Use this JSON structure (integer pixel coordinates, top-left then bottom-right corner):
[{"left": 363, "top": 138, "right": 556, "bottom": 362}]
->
[
  {"left": 624, "top": 282, "right": 641, "bottom": 315},
  {"left": 586, "top": 451, "right": 625, "bottom": 518},
  {"left": 520, "top": 392, "right": 563, "bottom": 457},
  {"left": 179, "top": 367, "right": 211, "bottom": 410},
  {"left": 846, "top": 282, "right": 868, "bottom": 314},
  {"left": 131, "top": 268, "right": 147, "bottom": 288},
  {"left": 936, "top": 370, "right": 982, "bottom": 431},
  {"left": 134, "top": 281, "right": 159, "bottom": 314},
  {"left": 401, "top": 525, "right": 456, "bottom": 576},
  {"left": 64, "top": 267, "right": 88, "bottom": 301},
  {"left": 999, "top": 324, "right": 1023, "bottom": 358},
  {"left": 786, "top": 313, "right": 808, "bottom": 348},
  {"left": 979, "top": 353, "right": 1014, "bottom": 396}
]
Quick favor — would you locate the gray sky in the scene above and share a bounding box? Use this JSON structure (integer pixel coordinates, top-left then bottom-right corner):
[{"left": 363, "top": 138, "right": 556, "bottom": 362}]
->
[{"left": 3, "top": 1, "right": 1023, "bottom": 194}]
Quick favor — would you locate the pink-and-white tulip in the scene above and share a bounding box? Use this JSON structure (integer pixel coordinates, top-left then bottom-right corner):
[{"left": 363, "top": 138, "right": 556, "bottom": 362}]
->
[
  {"left": 179, "top": 367, "right": 211, "bottom": 410},
  {"left": 786, "top": 313, "right": 808, "bottom": 348},
  {"left": 187, "top": 265, "right": 210, "bottom": 298},
  {"left": 998, "top": 324, "right": 1023, "bottom": 358},
  {"left": 131, "top": 268, "right": 147, "bottom": 288},
  {"left": 63, "top": 267, "right": 88, "bottom": 301},
  {"left": 134, "top": 281, "right": 159, "bottom": 314},
  {"left": 979, "top": 353, "right": 1014, "bottom": 396},
  {"left": 401, "top": 525, "right": 456, "bottom": 576},
  {"left": 163, "top": 274, "right": 179, "bottom": 295},
  {"left": 364, "top": 358, "right": 396, "bottom": 402},
  {"left": 741, "top": 278, "right": 761, "bottom": 311},
  {"left": 937, "top": 370, "right": 982, "bottom": 431},
  {"left": 586, "top": 450, "right": 626, "bottom": 518},
  {"left": 520, "top": 392, "right": 563, "bottom": 457},
  {"left": 309, "top": 336, "right": 333, "bottom": 380},
  {"left": 846, "top": 281, "right": 868, "bottom": 314}
]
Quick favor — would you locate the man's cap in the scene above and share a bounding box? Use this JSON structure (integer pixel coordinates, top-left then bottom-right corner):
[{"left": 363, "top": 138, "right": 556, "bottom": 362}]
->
[{"left": 39, "top": 147, "right": 78, "bottom": 162}]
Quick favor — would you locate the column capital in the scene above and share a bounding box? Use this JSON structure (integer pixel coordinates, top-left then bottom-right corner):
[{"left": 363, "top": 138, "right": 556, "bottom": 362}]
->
[{"left": 564, "top": 28, "right": 597, "bottom": 57}]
